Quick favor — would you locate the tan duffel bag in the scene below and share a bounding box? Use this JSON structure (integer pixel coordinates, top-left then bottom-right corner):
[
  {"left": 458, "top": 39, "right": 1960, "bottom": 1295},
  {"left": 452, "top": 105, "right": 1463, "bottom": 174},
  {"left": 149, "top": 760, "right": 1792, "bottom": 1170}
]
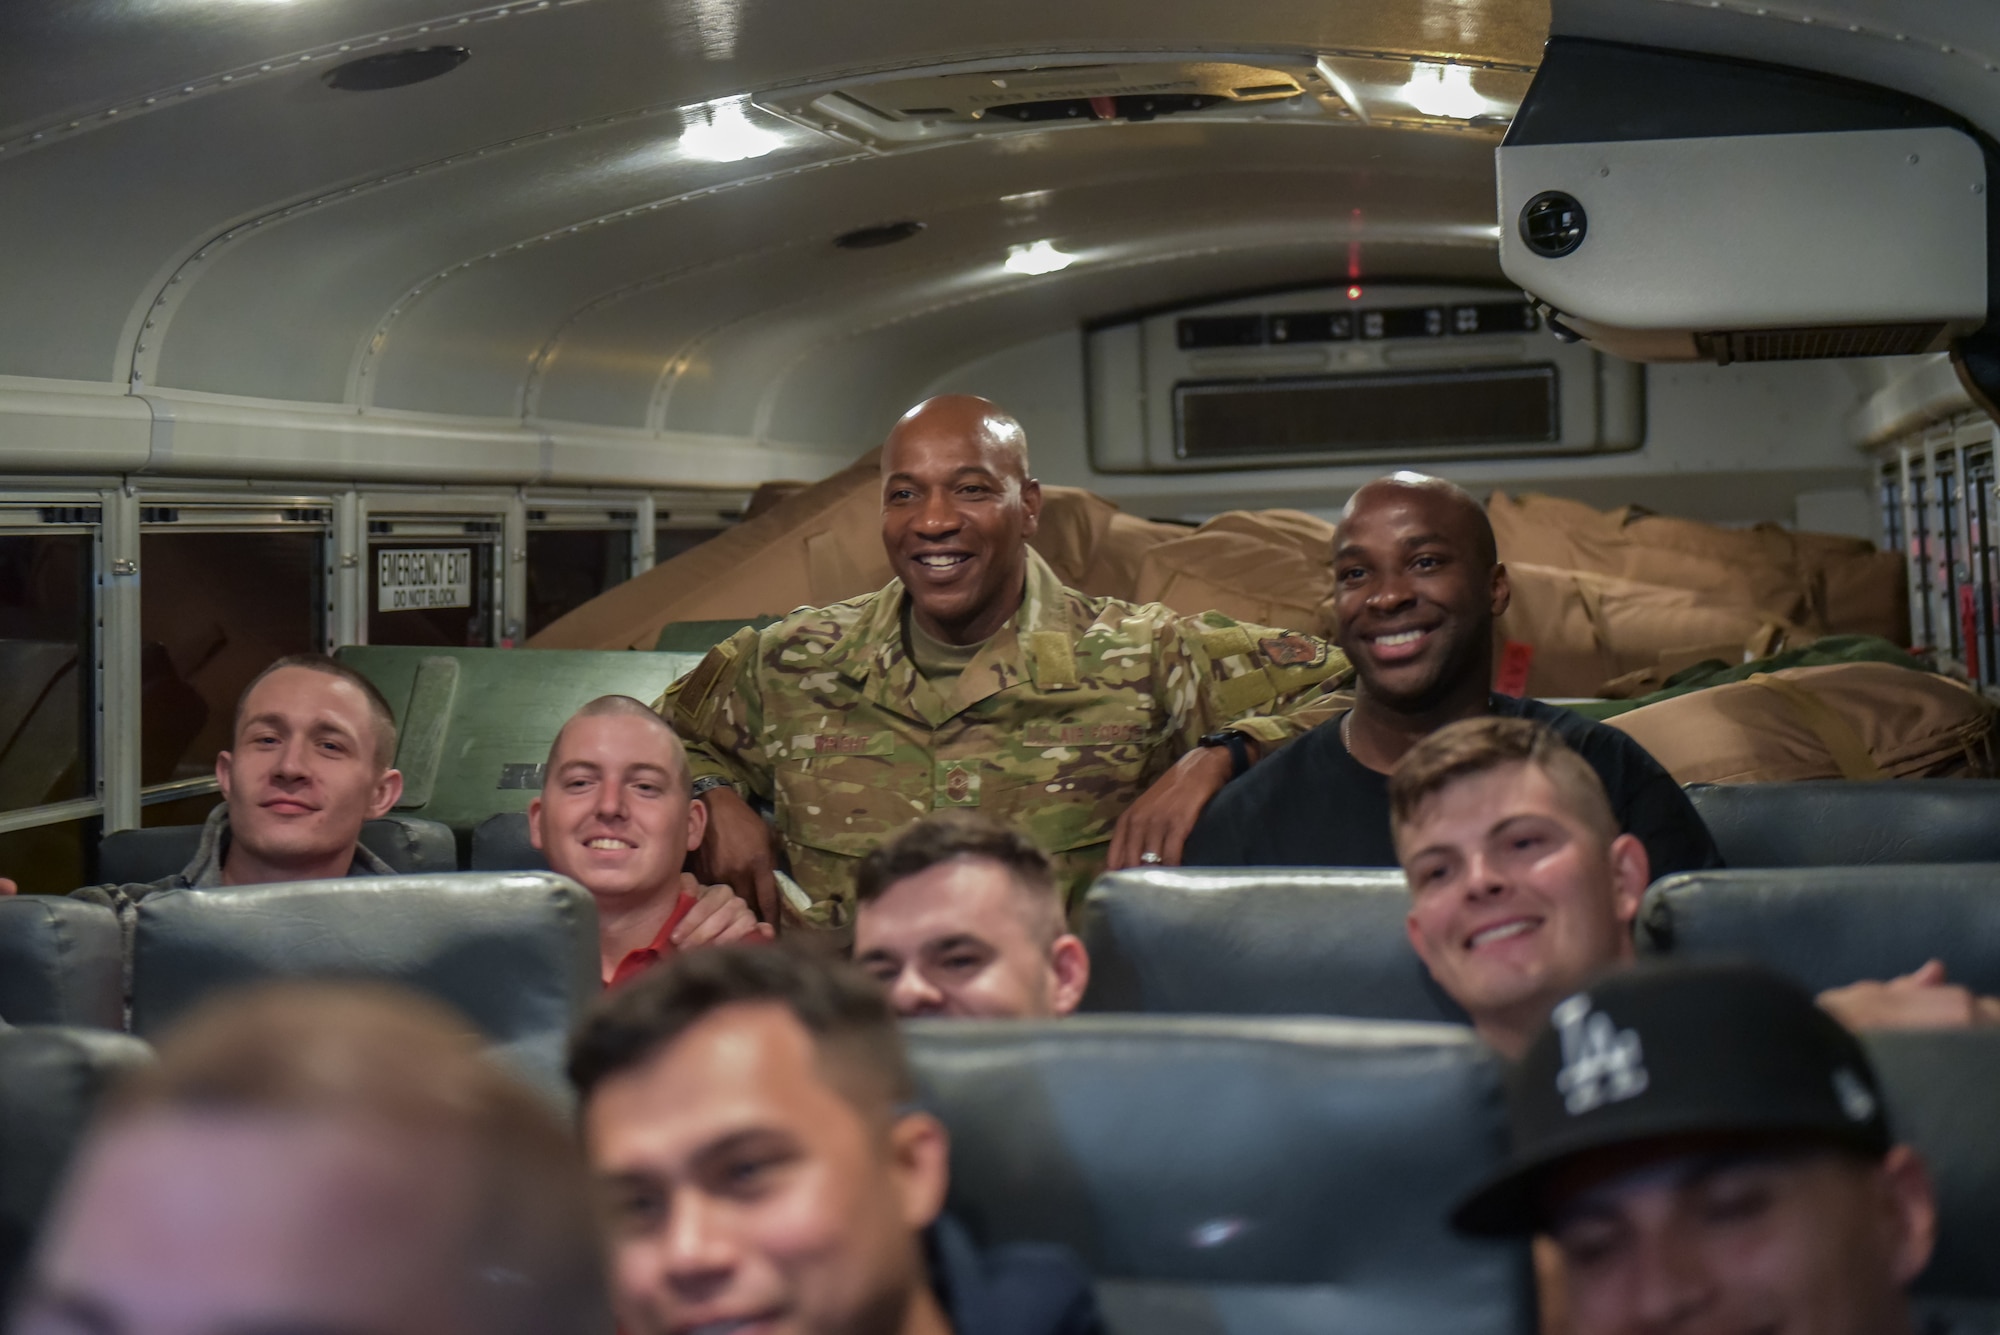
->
[
  {"left": 1134, "top": 510, "right": 1336, "bottom": 633},
  {"left": 1487, "top": 492, "right": 1909, "bottom": 642},
  {"left": 1606, "top": 661, "right": 1998, "bottom": 784},
  {"left": 1489, "top": 492, "right": 1818, "bottom": 629},
  {"left": 1495, "top": 563, "right": 1798, "bottom": 698}
]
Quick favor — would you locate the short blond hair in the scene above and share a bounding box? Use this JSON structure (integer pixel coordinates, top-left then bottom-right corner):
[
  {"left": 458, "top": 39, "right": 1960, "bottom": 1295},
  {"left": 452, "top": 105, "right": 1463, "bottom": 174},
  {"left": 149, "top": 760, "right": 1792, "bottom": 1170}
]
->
[{"left": 1388, "top": 716, "right": 1617, "bottom": 848}]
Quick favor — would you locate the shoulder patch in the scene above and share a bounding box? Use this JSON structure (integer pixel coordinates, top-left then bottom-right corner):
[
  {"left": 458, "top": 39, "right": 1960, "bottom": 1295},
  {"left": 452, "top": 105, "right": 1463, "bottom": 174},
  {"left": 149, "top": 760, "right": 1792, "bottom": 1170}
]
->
[
  {"left": 670, "top": 637, "right": 742, "bottom": 736},
  {"left": 1259, "top": 633, "right": 1328, "bottom": 668}
]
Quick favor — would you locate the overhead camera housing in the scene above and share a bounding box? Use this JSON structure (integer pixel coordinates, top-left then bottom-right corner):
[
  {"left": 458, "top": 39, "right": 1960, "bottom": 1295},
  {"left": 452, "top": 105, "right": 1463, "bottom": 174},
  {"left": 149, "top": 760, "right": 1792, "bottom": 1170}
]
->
[{"left": 1495, "top": 40, "right": 1995, "bottom": 370}]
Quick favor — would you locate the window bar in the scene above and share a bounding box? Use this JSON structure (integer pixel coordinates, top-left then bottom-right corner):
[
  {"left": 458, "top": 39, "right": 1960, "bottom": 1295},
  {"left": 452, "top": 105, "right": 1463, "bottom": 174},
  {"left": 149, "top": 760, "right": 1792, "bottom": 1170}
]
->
[
  {"left": 633, "top": 494, "right": 658, "bottom": 578},
  {"left": 98, "top": 486, "right": 142, "bottom": 832}
]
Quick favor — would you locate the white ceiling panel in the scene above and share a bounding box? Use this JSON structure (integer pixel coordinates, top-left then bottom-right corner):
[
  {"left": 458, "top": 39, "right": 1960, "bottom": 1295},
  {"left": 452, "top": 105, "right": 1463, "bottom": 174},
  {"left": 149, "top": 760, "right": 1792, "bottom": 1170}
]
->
[
  {"left": 0, "top": 0, "right": 1546, "bottom": 447},
  {"left": 376, "top": 122, "right": 1500, "bottom": 427}
]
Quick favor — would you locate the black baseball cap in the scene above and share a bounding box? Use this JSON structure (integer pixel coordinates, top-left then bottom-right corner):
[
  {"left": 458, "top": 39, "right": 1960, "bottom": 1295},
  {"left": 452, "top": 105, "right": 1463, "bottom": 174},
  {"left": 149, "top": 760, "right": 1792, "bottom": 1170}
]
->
[{"left": 1453, "top": 959, "right": 1892, "bottom": 1236}]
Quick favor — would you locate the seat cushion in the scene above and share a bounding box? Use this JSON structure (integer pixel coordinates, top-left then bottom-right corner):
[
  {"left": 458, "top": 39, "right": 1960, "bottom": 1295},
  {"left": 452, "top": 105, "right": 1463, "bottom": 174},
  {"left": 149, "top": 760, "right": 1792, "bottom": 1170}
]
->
[
  {"left": 471, "top": 811, "right": 549, "bottom": 872},
  {"left": 128, "top": 874, "right": 598, "bottom": 1097},
  {"left": 0, "top": 898, "right": 123, "bottom": 1029},
  {"left": 1865, "top": 1030, "right": 2000, "bottom": 1310},
  {"left": 908, "top": 1016, "right": 1528, "bottom": 1335},
  {"left": 1687, "top": 781, "right": 2000, "bottom": 867},
  {"left": 0, "top": 1026, "right": 154, "bottom": 1302},
  {"left": 1079, "top": 869, "right": 1465, "bottom": 1023},
  {"left": 1637, "top": 866, "right": 2000, "bottom": 996},
  {"left": 98, "top": 815, "right": 461, "bottom": 884}
]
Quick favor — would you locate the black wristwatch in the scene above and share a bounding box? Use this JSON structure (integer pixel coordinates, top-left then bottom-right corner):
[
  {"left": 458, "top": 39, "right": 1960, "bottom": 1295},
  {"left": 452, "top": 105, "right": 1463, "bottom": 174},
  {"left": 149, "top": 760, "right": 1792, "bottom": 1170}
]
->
[{"left": 1198, "top": 729, "right": 1252, "bottom": 780}]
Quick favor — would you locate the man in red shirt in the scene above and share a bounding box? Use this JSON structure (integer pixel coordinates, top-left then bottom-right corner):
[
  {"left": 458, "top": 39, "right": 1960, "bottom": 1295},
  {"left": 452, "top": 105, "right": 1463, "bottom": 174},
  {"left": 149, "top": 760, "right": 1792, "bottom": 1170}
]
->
[{"left": 531, "top": 696, "right": 769, "bottom": 986}]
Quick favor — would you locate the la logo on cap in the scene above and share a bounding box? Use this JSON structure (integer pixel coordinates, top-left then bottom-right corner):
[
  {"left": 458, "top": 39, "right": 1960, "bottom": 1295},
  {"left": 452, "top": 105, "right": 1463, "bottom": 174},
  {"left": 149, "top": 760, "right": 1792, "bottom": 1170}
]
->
[{"left": 1552, "top": 994, "right": 1649, "bottom": 1115}]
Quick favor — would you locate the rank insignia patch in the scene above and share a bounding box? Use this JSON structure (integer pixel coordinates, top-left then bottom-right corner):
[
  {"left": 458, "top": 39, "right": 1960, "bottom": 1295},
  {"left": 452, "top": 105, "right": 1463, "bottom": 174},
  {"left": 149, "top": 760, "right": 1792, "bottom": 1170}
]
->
[{"left": 1259, "top": 634, "right": 1327, "bottom": 668}]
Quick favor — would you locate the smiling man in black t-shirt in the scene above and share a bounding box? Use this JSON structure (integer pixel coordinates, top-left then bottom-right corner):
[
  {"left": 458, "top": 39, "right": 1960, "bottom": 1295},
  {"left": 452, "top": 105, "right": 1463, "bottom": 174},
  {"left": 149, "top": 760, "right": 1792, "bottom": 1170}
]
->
[{"left": 1184, "top": 472, "right": 1720, "bottom": 876}]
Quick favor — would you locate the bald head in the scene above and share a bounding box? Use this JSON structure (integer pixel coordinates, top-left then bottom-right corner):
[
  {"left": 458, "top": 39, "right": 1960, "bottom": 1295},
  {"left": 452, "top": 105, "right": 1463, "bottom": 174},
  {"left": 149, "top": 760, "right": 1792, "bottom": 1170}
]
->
[
  {"left": 1339, "top": 472, "right": 1497, "bottom": 572},
  {"left": 544, "top": 696, "right": 687, "bottom": 788},
  {"left": 884, "top": 395, "right": 1030, "bottom": 483}
]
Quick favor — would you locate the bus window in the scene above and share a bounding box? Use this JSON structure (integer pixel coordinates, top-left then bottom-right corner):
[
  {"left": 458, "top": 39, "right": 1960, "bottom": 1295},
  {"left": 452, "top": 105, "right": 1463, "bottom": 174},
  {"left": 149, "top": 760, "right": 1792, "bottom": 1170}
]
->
[
  {"left": 655, "top": 522, "right": 730, "bottom": 566},
  {"left": 0, "top": 529, "right": 93, "bottom": 813},
  {"left": 0, "top": 817, "right": 101, "bottom": 896},
  {"left": 525, "top": 507, "right": 637, "bottom": 638},
  {"left": 140, "top": 518, "right": 329, "bottom": 789}
]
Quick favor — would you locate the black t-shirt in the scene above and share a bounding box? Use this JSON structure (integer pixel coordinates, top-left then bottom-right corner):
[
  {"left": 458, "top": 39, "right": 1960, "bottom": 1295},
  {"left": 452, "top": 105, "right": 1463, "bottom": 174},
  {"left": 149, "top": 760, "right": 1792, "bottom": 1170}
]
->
[{"left": 1184, "top": 695, "right": 1723, "bottom": 876}]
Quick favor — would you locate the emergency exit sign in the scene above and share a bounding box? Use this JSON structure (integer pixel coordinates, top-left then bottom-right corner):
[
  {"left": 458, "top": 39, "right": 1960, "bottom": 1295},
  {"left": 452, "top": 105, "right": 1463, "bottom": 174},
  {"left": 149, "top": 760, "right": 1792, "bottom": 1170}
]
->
[{"left": 378, "top": 548, "right": 472, "bottom": 611}]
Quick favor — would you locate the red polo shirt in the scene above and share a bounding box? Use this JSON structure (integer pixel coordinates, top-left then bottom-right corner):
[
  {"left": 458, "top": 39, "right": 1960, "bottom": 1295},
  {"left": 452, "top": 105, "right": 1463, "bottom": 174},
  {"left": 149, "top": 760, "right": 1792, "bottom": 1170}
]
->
[{"left": 606, "top": 890, "right": 698, "bottom": 990}]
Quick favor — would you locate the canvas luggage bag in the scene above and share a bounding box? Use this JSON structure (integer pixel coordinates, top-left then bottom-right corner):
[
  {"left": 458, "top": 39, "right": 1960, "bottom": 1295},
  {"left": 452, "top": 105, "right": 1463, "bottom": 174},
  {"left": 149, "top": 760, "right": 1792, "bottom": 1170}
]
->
[
  {"left": 1792, "top": 530, "right": 1909, "bottom": 644},
  {"left": 1605, "top": 660, "right": 1998, "bottom": 784},
  {"left": 1494, "top": 563, "right": 1799, "bottom": 698},
  {"left": 1487, "top": 492, "right": 1836, "bottom": 633},
  {"left": 1133, "top": 510, "right": 1336, "bottom": 633}
]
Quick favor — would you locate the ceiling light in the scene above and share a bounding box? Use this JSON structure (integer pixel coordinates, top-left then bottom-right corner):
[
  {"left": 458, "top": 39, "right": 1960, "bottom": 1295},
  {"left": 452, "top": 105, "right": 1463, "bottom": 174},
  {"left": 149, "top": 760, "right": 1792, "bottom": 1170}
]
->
[
  {"left": 1004, "top": 240, "right": 1075, "bottom": 275},
  {"left": 1403, "top": 63, "right": 1493, "bottom": 121},
  {"left": 680, "top": 99, "right": 788, "bottom": 163}
]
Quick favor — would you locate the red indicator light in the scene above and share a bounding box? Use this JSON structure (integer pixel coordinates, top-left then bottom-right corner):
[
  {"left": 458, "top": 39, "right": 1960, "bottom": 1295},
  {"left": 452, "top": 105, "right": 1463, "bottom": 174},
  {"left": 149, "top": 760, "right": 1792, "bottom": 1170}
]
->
[{"left": 1347, "top": 285, "right": 1363, "bottom": 300}]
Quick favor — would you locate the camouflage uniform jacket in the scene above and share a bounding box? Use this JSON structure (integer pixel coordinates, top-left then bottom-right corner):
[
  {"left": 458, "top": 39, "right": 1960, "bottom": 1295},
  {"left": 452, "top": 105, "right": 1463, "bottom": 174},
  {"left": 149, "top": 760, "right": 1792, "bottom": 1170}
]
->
[{"left": 661, "top": 550, "right": 1350, "bottom": 924}]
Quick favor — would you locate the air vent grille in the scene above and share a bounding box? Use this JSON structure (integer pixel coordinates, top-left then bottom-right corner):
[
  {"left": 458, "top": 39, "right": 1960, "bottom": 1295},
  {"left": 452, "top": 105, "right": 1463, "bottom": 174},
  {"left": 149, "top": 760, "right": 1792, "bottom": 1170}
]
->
[
  {"left": 1175, "top": 365, "right": 1557, "bottom": 463},
  {"left": 1696, "top": 323, "right": 1945, "bottom": 365}
]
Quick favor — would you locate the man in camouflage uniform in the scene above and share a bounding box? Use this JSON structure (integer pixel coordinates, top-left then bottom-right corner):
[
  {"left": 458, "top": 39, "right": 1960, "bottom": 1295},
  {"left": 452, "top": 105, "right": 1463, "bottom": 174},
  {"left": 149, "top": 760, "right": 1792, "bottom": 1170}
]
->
[{"left": 662, "top": 395, "right": 1348, "bottom": 929}]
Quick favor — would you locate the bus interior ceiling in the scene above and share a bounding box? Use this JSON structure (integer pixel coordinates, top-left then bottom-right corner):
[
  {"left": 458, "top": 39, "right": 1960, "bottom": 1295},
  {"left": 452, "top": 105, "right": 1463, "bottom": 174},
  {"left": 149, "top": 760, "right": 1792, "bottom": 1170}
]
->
[{"left": 0, "top": 1, "right": 1997, "bottom": 886}]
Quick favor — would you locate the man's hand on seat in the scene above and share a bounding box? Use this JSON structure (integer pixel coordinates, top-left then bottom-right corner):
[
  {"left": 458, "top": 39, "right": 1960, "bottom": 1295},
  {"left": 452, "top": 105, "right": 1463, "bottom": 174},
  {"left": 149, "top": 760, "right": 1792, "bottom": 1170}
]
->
[
  {"left": 1819, "top": 959, "right": 2000, "bottom": 1031},
  {"left": 0, "top": 878, "right": 14, "bottom": 895},
  {"left": 672, "top": 875, "right": 775, "bottom": 950},
  {"left": 691, "top": 785, "right": 781, "bottom": 928},
  {"left": 1107, "top": 744, "right": 1242, "bottom": 870}
]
